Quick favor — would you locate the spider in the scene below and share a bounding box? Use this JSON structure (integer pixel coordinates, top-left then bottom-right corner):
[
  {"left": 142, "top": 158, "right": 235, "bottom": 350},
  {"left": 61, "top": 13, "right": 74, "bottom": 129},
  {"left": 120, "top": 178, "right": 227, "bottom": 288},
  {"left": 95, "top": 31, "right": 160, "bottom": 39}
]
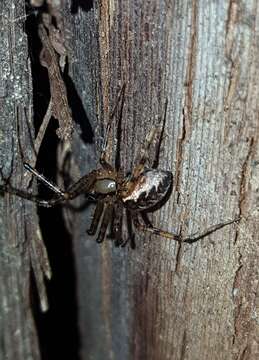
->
[{"left": 0, "top": 89, "right": 238, "bottom": 248}]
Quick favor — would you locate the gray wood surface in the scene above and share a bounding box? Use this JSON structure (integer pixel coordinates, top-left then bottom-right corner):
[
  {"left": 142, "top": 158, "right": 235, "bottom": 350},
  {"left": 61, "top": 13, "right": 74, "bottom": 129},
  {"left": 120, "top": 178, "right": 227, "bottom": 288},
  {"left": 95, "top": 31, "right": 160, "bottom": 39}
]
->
[{"left": 0, "top": 1, "right": 50, "bottom": 359}]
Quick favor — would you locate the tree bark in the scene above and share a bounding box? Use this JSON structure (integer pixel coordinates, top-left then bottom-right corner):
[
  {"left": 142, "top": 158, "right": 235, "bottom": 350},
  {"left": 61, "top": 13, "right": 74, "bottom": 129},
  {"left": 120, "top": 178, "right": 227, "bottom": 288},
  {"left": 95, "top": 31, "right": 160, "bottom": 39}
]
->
[{"left": 69, "top": 1, "right": 259, "bottom": 359}]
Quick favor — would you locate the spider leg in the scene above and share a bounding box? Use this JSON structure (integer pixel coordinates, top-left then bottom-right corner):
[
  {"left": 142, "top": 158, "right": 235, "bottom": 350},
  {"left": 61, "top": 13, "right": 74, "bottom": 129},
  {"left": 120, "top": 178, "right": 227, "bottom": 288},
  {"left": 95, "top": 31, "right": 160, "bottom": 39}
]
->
[
  {"left": 65, "top": 170, "right": 99, "bottom": 199},
  {"left": 182, "top": 217, "right": 240, "bottom": 244},
  {"left": 26, "top": 167, "right": 99, "bottom": 201},
  {"left": 0, "top": 182, "right": 65, "bottom": 207},
  {"left": 25, "top": 164, "right": 97, "bottom": 200},
  {"left": 0, "top": 166, "right": 99, "bottom": 207},
  {"left": 141, "top": 212, "right": 153, "bottom": 227},
  {"left": 133, "top": 212, "right": 240, "bottom": 244},
  {"left": 112, "top": 202, "right": 123, "bottom": 246},
  {"left": 152, "top": 99, "right": 167, "bottom": 169},
  {"left": 87, "top": 201, "right": 104, "bottom": 235},
  {"left": 132, "top": 212, "right": 180, "bottom": 241},
  {"left": 96, "top": 203, "right": 113, "bottom": 243},
  {"left": 132, "top": 101, "right": 168, "bottom": 178},
  {"left": 24, "top": 163, "right": 65, "bottom": 196},
  {"left": 132, "top": 127, "right": 163, "bottom": 178},
  {"left": 100, "top": 84, "right": 125, "bottom": 171},
  {"left": 122, "top": 209, "right": 135, "bottom": 249}
]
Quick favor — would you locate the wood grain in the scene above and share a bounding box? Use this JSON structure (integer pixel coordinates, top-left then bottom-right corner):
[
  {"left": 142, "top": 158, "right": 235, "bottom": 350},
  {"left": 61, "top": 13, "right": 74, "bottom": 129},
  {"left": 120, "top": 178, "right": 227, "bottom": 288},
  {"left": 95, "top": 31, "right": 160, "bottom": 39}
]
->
[
  {"left": 1, "top": 1, "right": 258, "bottom": 359},
  {"left": 69, "top": 1, "right": 259, "bottom": 359},
  {"left": 0, "top": 1, "right": 50, "bottom": 359}
]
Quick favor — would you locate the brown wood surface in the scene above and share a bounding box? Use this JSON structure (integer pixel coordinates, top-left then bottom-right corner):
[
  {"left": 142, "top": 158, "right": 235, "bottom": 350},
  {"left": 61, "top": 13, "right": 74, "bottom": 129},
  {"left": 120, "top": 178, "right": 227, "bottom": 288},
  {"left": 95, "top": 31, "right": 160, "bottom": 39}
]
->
[{"left": 69, "top": 1, "right": 259, "bottom": 359}]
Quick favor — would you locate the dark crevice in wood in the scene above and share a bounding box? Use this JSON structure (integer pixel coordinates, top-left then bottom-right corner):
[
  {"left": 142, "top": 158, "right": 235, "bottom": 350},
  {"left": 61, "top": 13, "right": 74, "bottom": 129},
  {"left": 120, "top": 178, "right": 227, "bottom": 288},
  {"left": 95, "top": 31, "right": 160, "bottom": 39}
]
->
[
  {"left": 175, "top": 107, "right": 187, "bottom": 199},
  {"left": 71, "top": 0, "right": 94, "bottom": 14},
  {"left": 232, "top": 256, "right": 243, "bottom": 345},
  {"left": 234, "top": 137, "right": 254, "bottom": 246},
  {"left": 238, "top": 137, "right": 254, "bottom": 216},
  {"left": 24, "top": 7, "right": 80, "bottom": 360},
  {"left": 64, "top": 73, "right": 94, "bottom": 144},
  {"left": 25, "top": 4, "right": 50, "bottom": 134}
]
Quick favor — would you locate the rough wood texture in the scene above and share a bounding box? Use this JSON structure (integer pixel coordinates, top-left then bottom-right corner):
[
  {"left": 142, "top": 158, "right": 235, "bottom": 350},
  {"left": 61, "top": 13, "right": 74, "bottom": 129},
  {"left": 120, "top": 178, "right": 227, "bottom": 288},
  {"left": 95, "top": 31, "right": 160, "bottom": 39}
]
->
[
  {"left": 0, "top": 1, "right": 51, "bottom": 359},
  {"left": 68, "top": 1, "right": 259, "bottom": 359},
  {"left": 1, "top": 1, "right": 259, "bottom": 359}
]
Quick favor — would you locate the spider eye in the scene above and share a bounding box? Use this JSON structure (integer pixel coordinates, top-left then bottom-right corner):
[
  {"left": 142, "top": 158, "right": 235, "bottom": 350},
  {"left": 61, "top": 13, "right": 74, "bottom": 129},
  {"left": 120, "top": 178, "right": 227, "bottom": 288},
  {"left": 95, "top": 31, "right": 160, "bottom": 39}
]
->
[{"left": 94, "top": 179, "right": 116, "bottom": 194}]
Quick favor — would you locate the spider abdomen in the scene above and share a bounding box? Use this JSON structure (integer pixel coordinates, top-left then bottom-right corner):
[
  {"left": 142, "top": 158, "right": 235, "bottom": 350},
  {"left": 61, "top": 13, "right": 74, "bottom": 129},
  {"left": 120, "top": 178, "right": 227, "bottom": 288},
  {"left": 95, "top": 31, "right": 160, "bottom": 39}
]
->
[{"left": 122, "top": 169, "right": 172, "bottom": 210}]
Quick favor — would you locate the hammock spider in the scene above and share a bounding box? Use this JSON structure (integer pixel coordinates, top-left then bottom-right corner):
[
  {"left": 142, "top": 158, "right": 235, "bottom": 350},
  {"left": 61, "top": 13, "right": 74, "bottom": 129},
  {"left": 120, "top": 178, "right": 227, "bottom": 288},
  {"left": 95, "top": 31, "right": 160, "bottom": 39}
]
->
[{"left": 0, "top": 89, "right": 238, "bottom": 248}]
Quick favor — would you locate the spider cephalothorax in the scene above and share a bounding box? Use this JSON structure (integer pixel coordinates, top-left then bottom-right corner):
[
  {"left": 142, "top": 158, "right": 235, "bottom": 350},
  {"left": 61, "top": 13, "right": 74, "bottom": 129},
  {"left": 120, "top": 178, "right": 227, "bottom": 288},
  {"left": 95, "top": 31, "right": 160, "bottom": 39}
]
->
[{"left": 0, "top": 89, "right": 238, "bottom": 248}]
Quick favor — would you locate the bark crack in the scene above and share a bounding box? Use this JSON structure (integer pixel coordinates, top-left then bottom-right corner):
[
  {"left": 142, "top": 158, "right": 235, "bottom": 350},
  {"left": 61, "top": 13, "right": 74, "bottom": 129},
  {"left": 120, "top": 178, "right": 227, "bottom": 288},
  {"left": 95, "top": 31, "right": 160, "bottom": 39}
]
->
[
  {"left": 183, "top": 0, "right": 198, "bottom": 125},
  {"left": 234, "top": 137, "right": 254, "bottom": 245},
  {"left": 179, "top": 329, "right": 187, "bottom": 360},
  {"left": 239, "top": 138, "right": 254, "bottom": 217},
  {"left": 175, "top": 108, "right": 187, "bottom": 197},
  {"left": 175, "top": 1, "right": 197, "bottom": 198}
]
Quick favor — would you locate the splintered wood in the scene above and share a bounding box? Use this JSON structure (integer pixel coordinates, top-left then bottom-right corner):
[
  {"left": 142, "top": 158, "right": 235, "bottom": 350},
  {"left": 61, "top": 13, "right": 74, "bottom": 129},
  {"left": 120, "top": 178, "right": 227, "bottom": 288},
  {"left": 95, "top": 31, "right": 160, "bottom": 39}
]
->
[{"left": 38, "top": 16, "right": 73, "bottom": 140}]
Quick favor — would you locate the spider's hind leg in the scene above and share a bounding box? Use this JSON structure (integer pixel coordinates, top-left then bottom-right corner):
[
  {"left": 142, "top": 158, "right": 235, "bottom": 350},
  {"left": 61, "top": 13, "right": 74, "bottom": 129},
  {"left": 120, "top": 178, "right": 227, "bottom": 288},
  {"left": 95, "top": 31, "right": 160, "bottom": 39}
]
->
[
  {"left": 133, "top": 212, "right": 239, "bottom": 244},
  {"left": 132, "top": 212, "right": 180, "bottom": 242},
  {"left": 133, "top": 100, "right": 168, "bottom": 178},
  {"left": 182, "top": 218, "right": 240, "bottom": 243}
]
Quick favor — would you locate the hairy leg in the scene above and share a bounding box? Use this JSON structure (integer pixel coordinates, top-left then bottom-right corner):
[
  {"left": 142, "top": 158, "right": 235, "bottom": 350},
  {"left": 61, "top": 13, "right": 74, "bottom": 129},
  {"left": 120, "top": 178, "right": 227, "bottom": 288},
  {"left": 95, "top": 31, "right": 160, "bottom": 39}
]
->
[
  {"left": 152, "top": 100, "right": 167, "bottom": 169},
  {"left": 0, "top": 165, "right": 99, "bottom": 206},
  {"left": 0, "top": 182, "right": 64, "bottom": 207},
  {"left": 132, "top": 101, "right": 167, "bottom": 178},
  {"left": 133, "top": 212, "right": 239, "bottom": 243},
  {"left": 87, "top": 201, "right": 104, "bottom": 235},
  {"left": 96, "top": 203, "right": 113, "bottom": 243},
  {"left": 123, "top": 209, "right": 136, "bottom": 249},
  {"left": 24, "top": 163, "right": 65, "bottom": 196},
  {"left": 182, "top": 218, "right": 240, "bottom": 243},
  {"left": 100, "top": 84, "right": 125, "bottom": 171},
  {"left": 132, "top": 212, "right": 180, "bottom": 241},
  {"left": 112, "top": 202, "right": 123, "bottom": 246}
]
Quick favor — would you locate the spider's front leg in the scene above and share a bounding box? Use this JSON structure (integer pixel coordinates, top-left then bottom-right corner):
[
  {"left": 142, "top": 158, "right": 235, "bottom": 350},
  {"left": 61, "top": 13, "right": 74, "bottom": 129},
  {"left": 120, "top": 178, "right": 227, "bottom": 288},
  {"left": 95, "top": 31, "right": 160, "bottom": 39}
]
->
[
  {"left": 132, "top": 128, "right": 160, "bottom": 178},
  {"left": 26, "top": 165, "right": 100, "bottom": 205},
  {"left": 0, "top": 180, "right": 65, "bottom": 207},
  {"left": 132, "top": 101, "right": 167, "bottom": 178},
  {"left": 0, "top": 165, "right": 63, "bottom": 207},
  {"left": 99, "top": 84, "right": 126, "bottom": 171},
  {"left": 0, "top": 164, "right": 99, "bottom": 207}
]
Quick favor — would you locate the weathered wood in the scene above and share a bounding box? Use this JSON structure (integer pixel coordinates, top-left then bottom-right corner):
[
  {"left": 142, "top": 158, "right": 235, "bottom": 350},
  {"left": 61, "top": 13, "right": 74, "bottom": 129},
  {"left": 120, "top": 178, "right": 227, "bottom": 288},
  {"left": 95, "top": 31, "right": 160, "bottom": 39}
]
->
[
  {"left": 0, "top": 1, "right": 51, "bottom": 359},
  {"left": 1, "top": 1, "right": 258, "bottom": 359},
  {"left": 68, "top": 1, "right": 259, "bottom": 359}
]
